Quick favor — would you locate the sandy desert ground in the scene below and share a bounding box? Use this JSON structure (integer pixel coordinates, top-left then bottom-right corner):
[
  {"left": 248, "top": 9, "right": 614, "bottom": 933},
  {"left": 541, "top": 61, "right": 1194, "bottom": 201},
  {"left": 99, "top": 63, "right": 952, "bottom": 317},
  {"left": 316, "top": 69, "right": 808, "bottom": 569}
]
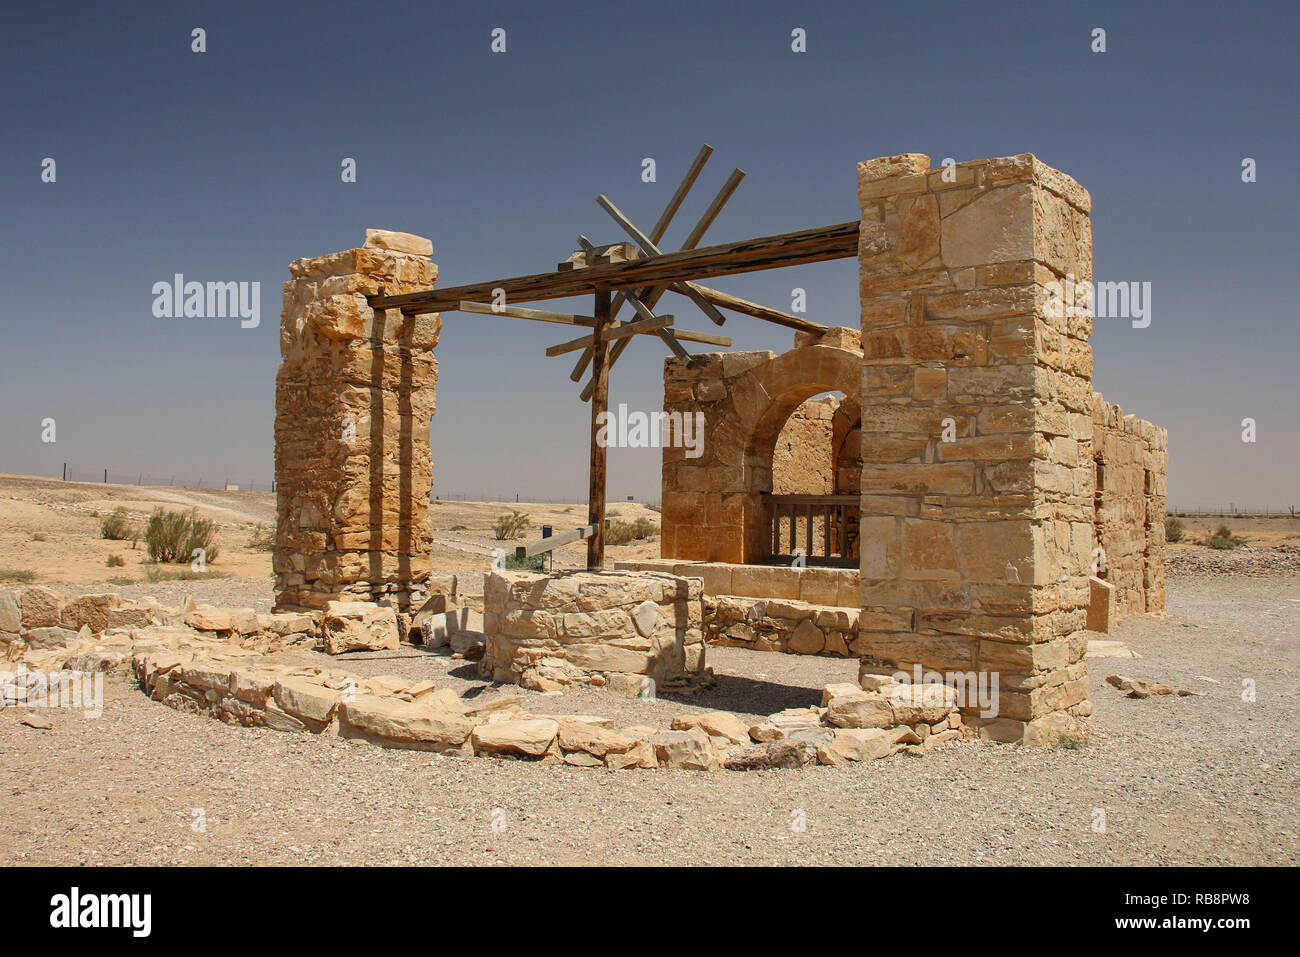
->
[
  {"left": 1, "top": 473, "right": 1298, "bottom": 866},
  {"left": 0, "top": 473, "right": 662, "bottom": 589}
]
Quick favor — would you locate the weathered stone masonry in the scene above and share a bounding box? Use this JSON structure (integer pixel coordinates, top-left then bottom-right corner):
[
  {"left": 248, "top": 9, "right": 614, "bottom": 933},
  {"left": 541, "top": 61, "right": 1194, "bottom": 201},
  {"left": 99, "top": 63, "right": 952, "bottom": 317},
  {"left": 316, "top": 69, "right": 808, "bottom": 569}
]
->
[
  {"left": 848, "top": 152, "right": 1102, "bottom": 740},
  {"left": 654, "top": 153, "right": 1167, "bottom": 742},
  {"left": 272, "top": 156, "right": 1168, "bottom": 747},
  {"left": 274, "top": 230, "right": 440, "bottom": 613},
  {"left": 1092, "top": 393, "right": 1168, "bottom": 620}
]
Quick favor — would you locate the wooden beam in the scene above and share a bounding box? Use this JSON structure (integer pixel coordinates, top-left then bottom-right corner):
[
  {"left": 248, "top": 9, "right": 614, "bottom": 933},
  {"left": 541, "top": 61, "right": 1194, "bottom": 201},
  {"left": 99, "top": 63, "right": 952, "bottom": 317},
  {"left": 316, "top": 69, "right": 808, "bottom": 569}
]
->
[
  {"left": 648, "top": 144, "right": 713, "bottom": 245},
  {"left": 457, "top": 300, "right": 595, "bottom": 326},
  {"left": 668, "top": 327, "right": 731, "bottom": 347},
  {"left": 597, "top": 194, "right": 728, "bottom": 328},
  {"left": 681, "top": 167, "right": 746, "bottom": 251},
  {"left": 369, "top": 220, "right": 860, "bottom": 314},
  {"left": 687, "top": 284, "right": 825, "bottom": 333},
  {"left": 654, "top": 327, "right": 693, "bottom": 361},
  {"left": 568, "top": 147, "right": 713, "bottom": 381},
  {"left": 515, "top": 523, "right": 600, "bottom": 560},
  {"left": 545, "top": 314, "right": 674, "bottom": 357},
  {"left": 570, "top": 158, "right": 742, "bottom": 385},
  {"left": 587, "top": 286, "right": 611, "bottom": 569}
]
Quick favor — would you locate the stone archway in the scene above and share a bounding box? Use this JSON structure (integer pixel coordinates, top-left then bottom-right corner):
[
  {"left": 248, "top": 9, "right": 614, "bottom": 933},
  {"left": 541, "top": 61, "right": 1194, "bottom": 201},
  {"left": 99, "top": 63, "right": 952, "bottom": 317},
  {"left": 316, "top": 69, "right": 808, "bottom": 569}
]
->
[{"left": 659, "top": 329, "right": 863, "bottom": 564}]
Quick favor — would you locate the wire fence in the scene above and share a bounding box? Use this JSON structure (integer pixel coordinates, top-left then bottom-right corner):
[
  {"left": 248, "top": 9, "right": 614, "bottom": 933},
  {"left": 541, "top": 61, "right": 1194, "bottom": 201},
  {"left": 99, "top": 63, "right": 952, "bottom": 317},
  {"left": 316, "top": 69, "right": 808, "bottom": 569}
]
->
[
  {"left": 60, "top": 465, "right": 274, "bottom": 493},
  {"left": 54, "top": 469, "right": 662, "bottom": 507},
  {"left": 431, "top": 491, "right": 661, "bottom": 507}
]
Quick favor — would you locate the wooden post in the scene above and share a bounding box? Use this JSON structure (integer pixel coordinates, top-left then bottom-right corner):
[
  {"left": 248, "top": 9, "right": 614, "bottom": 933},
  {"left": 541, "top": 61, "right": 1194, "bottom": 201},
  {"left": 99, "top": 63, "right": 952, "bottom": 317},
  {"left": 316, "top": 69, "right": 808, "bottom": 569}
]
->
[{"left": 587, "top": 285, "right": 612, "bottom": 569}]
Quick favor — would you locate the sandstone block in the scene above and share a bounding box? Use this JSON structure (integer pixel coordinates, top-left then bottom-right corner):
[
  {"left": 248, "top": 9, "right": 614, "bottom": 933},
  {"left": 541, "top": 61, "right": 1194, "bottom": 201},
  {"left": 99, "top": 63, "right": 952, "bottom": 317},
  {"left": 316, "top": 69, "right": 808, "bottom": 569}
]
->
[
  {"left": 322, "top": 604, "right": 400, "bottom": 654},
  {"left": 364, "top": 229, "right": 433, "bottom": 257},
  {"left": 471, "top": 718, "right": 559, "bottom": 757},
  {"left": 337, "top": 696, "right": 474, "bottom": 750},
  {"left": 19, "top": 586, "right": 64, "bottom": 629}
]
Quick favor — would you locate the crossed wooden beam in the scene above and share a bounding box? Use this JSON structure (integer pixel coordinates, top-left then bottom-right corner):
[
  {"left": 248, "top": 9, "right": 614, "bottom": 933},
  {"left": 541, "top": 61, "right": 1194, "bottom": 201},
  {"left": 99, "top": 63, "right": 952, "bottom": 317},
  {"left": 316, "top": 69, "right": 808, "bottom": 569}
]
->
[{"left": 445, "top": 144, "right": 819, "bottom": 400}]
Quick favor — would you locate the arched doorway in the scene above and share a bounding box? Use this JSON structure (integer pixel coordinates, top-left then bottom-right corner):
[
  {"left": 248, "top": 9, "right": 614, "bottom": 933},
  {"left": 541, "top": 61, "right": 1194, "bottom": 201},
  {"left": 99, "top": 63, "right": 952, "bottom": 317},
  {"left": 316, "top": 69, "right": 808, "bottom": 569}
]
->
[{"left": 737, "top": 346, "right": 862, "bottom": 565}]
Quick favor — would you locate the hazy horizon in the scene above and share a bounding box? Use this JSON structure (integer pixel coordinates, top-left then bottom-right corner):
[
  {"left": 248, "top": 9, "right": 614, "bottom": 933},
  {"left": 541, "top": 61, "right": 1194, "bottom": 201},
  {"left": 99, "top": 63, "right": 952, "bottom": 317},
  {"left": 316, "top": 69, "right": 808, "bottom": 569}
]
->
[{"left": 2, "top": 0, "right": 1296, "bottom": 510}]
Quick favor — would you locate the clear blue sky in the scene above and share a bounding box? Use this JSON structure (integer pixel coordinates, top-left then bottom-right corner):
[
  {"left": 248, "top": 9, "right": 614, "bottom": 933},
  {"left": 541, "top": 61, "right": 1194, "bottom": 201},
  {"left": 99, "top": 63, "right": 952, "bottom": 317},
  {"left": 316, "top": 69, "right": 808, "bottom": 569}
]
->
[{"left": 1, "top": 0, "right": 1295, "bottom": 508}]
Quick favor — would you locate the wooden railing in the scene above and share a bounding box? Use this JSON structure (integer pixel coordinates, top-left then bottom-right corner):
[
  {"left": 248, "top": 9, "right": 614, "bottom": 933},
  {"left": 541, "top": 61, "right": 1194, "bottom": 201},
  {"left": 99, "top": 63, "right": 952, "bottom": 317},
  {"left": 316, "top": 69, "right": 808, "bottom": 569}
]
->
[{"left": 762, "top": 493, "right": 858, "bottom": 567}]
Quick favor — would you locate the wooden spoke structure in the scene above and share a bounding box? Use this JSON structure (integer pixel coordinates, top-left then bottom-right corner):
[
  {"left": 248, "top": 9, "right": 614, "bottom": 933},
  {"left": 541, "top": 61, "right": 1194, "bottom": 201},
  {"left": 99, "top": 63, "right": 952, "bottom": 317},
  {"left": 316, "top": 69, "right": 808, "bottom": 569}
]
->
[{"left": 366, "top": 145, "right": 859, "bottom": 569}]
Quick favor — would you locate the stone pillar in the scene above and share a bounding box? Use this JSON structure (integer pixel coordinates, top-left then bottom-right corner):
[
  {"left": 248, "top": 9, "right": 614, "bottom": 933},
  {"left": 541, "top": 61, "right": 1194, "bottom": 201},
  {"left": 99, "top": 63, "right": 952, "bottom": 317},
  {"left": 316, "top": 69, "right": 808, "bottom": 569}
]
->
[
  {"left": 274, "top": 230, "right": 440, "bottom": 613},
  {"left": 855, "top": 153, "right": 1096, "bottom": 743}
]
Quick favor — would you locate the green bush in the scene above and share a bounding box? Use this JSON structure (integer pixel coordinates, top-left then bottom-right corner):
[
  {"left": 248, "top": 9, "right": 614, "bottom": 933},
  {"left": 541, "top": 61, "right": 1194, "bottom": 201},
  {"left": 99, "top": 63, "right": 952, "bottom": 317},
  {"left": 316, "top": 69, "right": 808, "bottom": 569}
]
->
[
  {"left": 492, "top": 510, "right": 532, "bottom": 541},
  {"left": 144, "top": 507, "right": 220, "bottom": 564},
  {"left": 105, "top": 554, "right": 125, "bottom": 567},
  {"left": 31, "top": 533, "right": 47, "bottom": 542},
  {"left": 1165, "top": 516, "right": 1185, "bottom": 543},
  {"left": 100, "top": 506, "right": 136, "bottom": 541},
  {"left": 504, "top": 553, "right": 545, "bottom": 572},
  {"left": 1204, "top": 523, "right": 1247, "bottom": 550}
]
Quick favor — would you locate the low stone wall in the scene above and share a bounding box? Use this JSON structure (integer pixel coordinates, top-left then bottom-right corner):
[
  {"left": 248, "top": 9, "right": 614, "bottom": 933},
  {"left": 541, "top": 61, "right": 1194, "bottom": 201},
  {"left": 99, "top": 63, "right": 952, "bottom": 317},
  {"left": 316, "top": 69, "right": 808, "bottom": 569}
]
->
[
  {"left": 705, "top": 595, "right": 860, "bottom": 656},
  {"left": 615, "top": 560, "right": 862, "bottom": 657},
  {"left": 480, "top": 570, "right": 707, "bottom": 693}
]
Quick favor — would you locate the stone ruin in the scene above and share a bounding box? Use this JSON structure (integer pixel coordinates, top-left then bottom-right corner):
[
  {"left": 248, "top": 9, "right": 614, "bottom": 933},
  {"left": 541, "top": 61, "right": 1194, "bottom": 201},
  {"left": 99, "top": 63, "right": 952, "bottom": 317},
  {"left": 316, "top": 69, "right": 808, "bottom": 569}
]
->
[{"left": 271, "top": 152, "right": 1169, "bottom": 746}]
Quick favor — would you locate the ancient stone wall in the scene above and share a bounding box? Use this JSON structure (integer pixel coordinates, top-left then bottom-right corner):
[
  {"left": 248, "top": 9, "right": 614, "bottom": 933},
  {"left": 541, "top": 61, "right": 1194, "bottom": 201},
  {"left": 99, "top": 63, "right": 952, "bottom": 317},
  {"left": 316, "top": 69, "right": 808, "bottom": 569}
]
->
[
  {"left": 660, "top": 328, "right": 862, "bottom": 563},
  {"left": 854, "top": 153, "right": 1097, "bottom": 741},
  {"left": 480, "top": 570, "right": 707, "bottom": 693},
  {"left": 772, "top": 395, "right": 838, "bottom": 494},
  {"left": 274, "top": 230, "right": 440, "bottom": 613},
  {"left": 1092, "top": 393, "right": 1168, "bottom": 619}
]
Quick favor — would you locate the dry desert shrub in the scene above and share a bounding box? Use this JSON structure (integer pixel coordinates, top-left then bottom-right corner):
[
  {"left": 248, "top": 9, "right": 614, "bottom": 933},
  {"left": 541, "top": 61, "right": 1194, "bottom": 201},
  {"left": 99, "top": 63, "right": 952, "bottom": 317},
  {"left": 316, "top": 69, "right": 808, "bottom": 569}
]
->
[
  {"left": 606, "top": 517, "right": 658, "bottom": 545},
  {"left": 144, "top": 507, "right": 220, "bottom": 564},
  {"left": 492, "top": 510, "right": 532, "bottom": 541},
  {"left": 100, "top": 506, "right": 136, "bottom": 541}
]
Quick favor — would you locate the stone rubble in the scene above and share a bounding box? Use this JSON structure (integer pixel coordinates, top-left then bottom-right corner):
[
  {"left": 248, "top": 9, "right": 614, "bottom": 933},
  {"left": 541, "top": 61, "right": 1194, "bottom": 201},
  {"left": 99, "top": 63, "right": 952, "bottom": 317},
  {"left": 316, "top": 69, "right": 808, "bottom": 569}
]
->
[{"left": 1, "top": 584, "right": 981, "bottom": 771}]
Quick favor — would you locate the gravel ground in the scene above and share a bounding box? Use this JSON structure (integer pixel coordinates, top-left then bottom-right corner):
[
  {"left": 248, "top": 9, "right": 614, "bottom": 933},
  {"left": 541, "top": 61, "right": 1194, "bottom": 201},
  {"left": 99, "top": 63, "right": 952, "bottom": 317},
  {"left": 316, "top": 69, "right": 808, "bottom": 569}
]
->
[
  {"left": 6, "top": 571, "right": 1298, "bottom": 866},
  {"left": 1166, "top": 543, "right": 1300, "bottom": 575}
]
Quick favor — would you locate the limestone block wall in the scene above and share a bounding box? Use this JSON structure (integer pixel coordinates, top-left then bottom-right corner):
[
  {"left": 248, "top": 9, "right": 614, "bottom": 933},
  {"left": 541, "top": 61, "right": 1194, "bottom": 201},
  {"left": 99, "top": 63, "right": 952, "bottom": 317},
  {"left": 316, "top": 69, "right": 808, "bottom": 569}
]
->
[
  {"left": 274, "top": 230, "right": 440, "bottom": 613},
  {"left": 706, "top": 596, "right": 860, "bottom": 657},
  {"left": 1092, "top": 393, "right": 1168, "bottom": 619},
  {"left": 660, "top": 328, "right": 863, "bottom": 563},
  {"left": 855, "top": 153, "right": 1098, "bottom": 740},
  {"left": 772, "top": 396, "right": 838, "bottom": 494},
  {"left": 480, "top": 570, "right": 706, "bottom": 693}
]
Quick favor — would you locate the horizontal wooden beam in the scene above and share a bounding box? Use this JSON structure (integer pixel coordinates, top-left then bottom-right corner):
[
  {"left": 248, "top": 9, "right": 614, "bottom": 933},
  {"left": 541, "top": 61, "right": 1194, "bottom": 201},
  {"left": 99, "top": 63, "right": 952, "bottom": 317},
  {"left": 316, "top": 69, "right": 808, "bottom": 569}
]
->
[
  {"left": 546, "top": 314, "right": 674, "bottom": 357},
  {"left": 669, "top": 327, "right": 731, "bottom": 347},
  {"left": 369, "top": 220, "right": 861, "bottom": 315},
  {"left": 515, "top": 521, "right": 609, "bottom": 559},
  {"left": 457, "top": 301, "right": 595, "bottom": 326}
]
